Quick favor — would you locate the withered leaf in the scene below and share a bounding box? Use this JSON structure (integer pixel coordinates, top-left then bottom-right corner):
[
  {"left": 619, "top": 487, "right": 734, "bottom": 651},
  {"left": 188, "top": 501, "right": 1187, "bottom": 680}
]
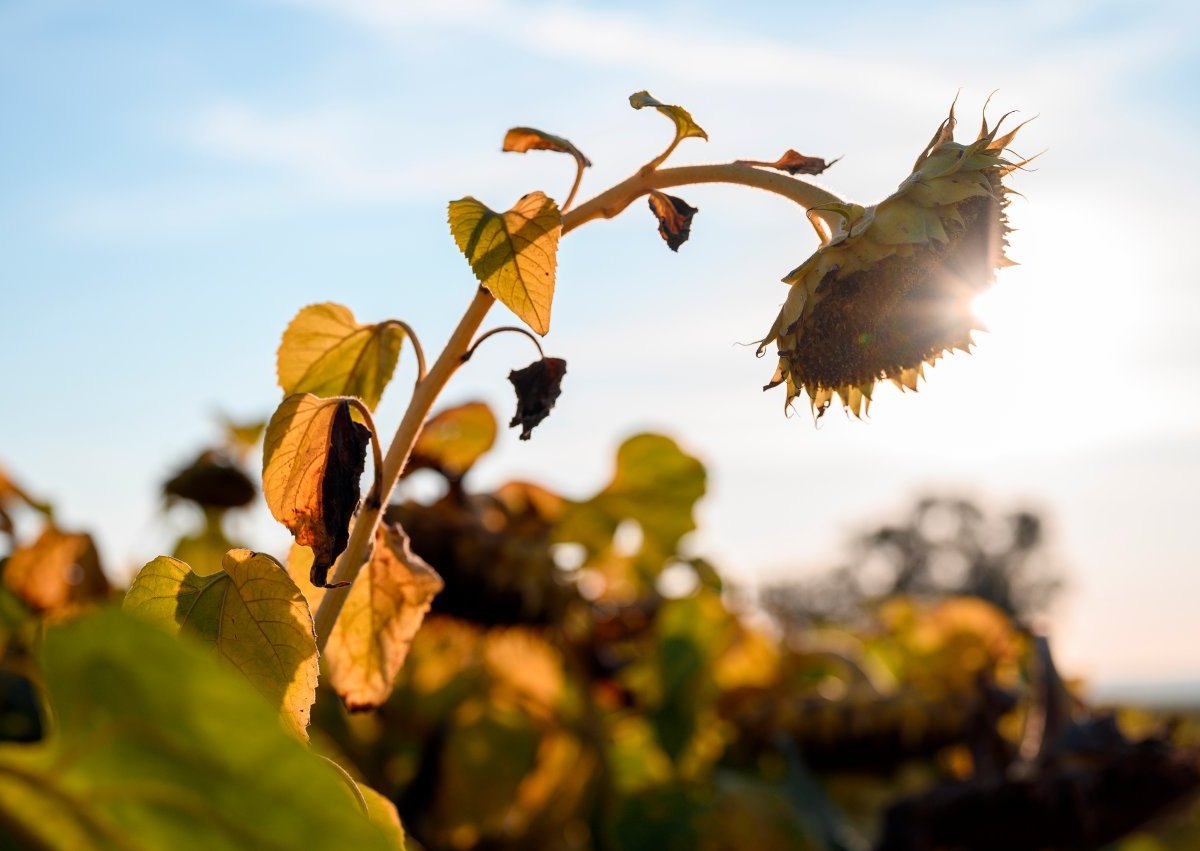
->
[
  {"left": 502, "top": 127, "right": 592, "bottom": 170},
  {"left": 737, "top": 149, "right": 841, "bottom": 175},
  {"left": 263, "top": 394, "right": 373, "bottom": 588},
  {"left": 325, "top": 522, "right": 444, "bottom": 711},
  {"left": 508, "top": 357, "right": 567, "bottom": 440},
  {"left": 3, "top": 525, "right": 111, "bottom": 615},
  {"left": 647, "top": 191, "right": 698, "bottom": 252},
  {"left": 628, "top": 90, "right": 708, "bottom": 142}
]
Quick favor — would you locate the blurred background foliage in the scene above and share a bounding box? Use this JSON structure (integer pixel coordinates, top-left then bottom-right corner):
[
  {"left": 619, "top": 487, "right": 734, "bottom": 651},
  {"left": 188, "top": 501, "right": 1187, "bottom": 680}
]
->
[{"left": 1, "top": 403, "right": 1198, "bottom": 849}]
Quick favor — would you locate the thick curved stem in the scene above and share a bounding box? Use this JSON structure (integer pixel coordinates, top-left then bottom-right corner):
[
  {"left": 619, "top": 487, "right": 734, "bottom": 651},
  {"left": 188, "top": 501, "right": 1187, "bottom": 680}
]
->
[
  {"left": 563, "top": 162, "right": 844, "bottom": 235},
  {"left": 313, "top": 288, "right": 495, "bottom": 646}
]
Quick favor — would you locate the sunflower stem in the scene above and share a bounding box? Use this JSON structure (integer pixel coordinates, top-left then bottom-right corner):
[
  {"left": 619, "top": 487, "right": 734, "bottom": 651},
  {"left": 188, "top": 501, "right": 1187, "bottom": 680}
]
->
[{"left": 313, "top": 162, "right": 844, "bottom": 648}]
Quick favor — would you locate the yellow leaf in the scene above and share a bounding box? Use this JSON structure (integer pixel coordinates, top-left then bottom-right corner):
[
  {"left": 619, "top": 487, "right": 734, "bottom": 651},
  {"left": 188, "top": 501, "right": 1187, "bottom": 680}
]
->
[
  {"left": 325, "top": 523, "right": 443, "bottom": 711},
  {"left": 123, "top": 549, "right": 320, "bottom": 739},
  {"left": 406, "top": 401, "right": 497, "bottom": 479},
  {"left": 628, "top": 90, "right": 708, "bottom": 142},
  {"left": 502, "top": 127, "right": 592, "bottom": 171},
  {"left": 448, "top": 192, "right": 561, "bottom": 336},
  {"left": 277, "top": 302, "right": 406, "bottom": 410},
  {"left": 263, "top": 394, "right": 373, "bottom": 587}
]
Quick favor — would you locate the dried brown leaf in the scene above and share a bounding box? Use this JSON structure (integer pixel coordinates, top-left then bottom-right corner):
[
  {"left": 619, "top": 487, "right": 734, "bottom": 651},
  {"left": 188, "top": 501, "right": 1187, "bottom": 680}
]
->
[
  {"left": 737, "top": 149, "right": 841, "bottom": 175},
  {"left": 3, "top": 525, "right": 110, "bottom": 614},
  {"left": 508, "top": 357, "right": 567, "bottom": 440},
  {"left": 647, "top": 191, "right": 698, "bottom": 252},
  {"left": 263, "top": 395, "right": 373, "bottom": 587},
  {"left": 502, "top": 127, "right": 592, "bottom": 170}
]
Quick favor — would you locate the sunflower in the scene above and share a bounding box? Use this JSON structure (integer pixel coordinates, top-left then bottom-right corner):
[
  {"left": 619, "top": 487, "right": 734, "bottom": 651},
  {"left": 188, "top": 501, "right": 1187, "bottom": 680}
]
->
[{"left": 758, "top": 98, "right": 1032, "bottom": 418}]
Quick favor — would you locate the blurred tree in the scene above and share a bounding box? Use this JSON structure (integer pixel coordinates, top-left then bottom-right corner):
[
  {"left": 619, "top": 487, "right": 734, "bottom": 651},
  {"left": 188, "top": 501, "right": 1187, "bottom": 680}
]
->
[{"left": 763, "top": 496, "right": 1064, "bottom": 630}]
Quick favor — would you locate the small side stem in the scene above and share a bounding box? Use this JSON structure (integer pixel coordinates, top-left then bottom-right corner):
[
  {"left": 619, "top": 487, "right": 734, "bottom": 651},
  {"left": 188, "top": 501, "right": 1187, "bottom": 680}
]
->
[
  {"left": 642, "top": 136, "right": 682, "bottom": 175},
  {"left": 461, "top": 325, "right": 545, "bottom": 363},
  {"left": 383, "top": 320, "right": 428, "bottom": 387},
  {"left": 562, "top": 158, "right": 586, "bottom": 213},
  {"left": 563, "top": 162, "right": 845, "bottom": 235},
  {"left": 343, "top": 398, "right": 384, "bottom": 509},
  {"left": 314, "top": 288, "right": 495, "bottom": 647}
]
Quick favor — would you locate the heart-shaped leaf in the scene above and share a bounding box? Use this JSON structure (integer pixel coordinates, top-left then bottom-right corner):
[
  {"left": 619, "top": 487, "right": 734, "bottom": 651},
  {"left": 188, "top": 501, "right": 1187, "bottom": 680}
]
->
[
  {"left": 124, "top": 549, "right": 319, "bottom": 739},
  {"left": 277, "top": 303, "right": 406, "bottom": 411},
  {"left": 263, "top": 394, "right": 373, "bottom": 587},
  {"left": 448, "top": 192, "right": 562, "bottom": 336}
]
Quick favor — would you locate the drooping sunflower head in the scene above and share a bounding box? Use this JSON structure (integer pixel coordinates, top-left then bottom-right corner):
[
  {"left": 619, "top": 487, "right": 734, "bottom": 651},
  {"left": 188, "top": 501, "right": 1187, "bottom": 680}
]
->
[{"left": 758, "top": 98, "right": 1033, "bottom": 418}]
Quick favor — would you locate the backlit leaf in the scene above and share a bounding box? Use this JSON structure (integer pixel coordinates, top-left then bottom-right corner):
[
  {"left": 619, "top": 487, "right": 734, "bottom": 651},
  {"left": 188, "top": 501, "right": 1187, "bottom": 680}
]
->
[
  {"left": 629, "top": 90, "right": 708, "bottom": 143},
  {"left": 325, "top": 523, "right": 444, "bottom": 711},
  {"left": 0, "top": 608, "right": 397, "bottom": 850},
  {"left": 508, "top": 357, "right": 567, "bottom": 440},
  {"left": 123, "top": 549, "right": 319, "bottom": 739},
  {"left": 502, "top": 127, "right": 591, "bottom": 171},
  {"left": 361, "top": 786, "right": 408, "bottom": 849},
  {"left": 736, "top": 149, "right": 841, "bottom": 175},
  {"left": 277, "top": 302, "right": 407, "bottom": 411},
  {"left": 647, "top": 191, "right": 698, "bottom": 252},
  {"left": 406, "top": 401, "right": 497, "bottom": 479},
  {"left": 2, "top": 525, "right": 110, "bottom": 615},
  {"left": 263, "top": 394, "right": 373, "bottom": 587},
  {"left": 558, "top": 435, "right": 706, "bottom": 569},
  {"left": 448, "top": 192, "right": 562, "bottom": 336}
]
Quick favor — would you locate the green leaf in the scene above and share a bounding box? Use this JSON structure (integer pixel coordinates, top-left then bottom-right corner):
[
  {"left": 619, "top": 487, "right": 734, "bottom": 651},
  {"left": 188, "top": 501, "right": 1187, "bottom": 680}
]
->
[
  {"left": 325, "top": 523, "right": 443, "bottom": 711},
  {"left": 558, "top": 434, "right": 706, "bottom": 569},
  {"left": 361, "top": 784, "right": 407, "bottom": 849},
  {"left": 406, "top": 401, "right": 497, "bottom": 479},
  {"left": 629, "top": 90, "right": 708, "bottom": 143},
  {"left": 277, "top": 303, "right": 406, "bottom": 411},
  {"left": 502, "top": 127, "right": 592, "bottom": 171},
  {"left": 448, "top": 192, "right": 562, "bottom": 336},
  {"left": 123, "top": 549, "right": 319, "bottom": 739},
  {"left": 263, "top": 394, "right": 373, "bottom": 587},
  {"left": 0, "top": 608, "right": 397, "bottom": 850}
]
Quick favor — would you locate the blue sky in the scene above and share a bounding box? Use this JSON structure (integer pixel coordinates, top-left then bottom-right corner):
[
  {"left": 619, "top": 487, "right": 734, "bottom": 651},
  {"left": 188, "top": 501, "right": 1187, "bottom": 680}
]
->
[{"left": 3, "top": 0, "right": 1199, "bottom": 686}]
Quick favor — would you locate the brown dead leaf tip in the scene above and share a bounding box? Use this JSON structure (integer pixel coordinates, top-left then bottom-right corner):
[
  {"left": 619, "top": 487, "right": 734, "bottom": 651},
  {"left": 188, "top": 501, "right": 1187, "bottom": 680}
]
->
[
  {"left": 311, "top": 401, "right": 373, "bottom": 587},
  {"left": 508, "top": 357, "right": 567, "bottom": 440},
  {"left": 647, "top": 191, "right": 698, "bottom": 252},
  {"left": 738, "top": 150, "right": 841, "bottom": 175}
]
